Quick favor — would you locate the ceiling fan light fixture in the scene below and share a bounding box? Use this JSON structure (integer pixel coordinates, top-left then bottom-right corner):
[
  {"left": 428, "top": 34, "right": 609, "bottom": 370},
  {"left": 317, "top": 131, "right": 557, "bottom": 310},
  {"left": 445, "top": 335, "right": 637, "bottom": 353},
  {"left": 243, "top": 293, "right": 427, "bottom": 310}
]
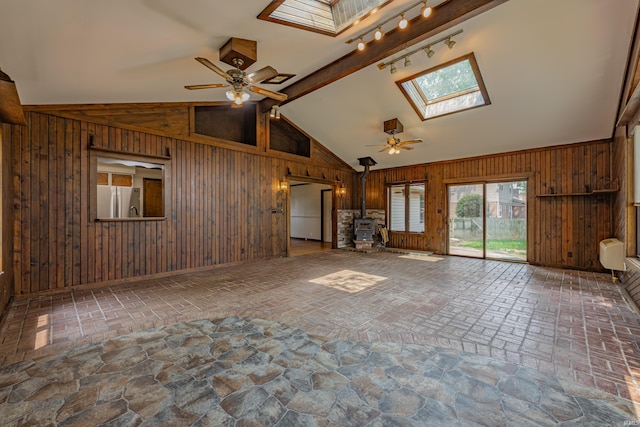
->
[
  {"left": 225, "top": 90, "right": 236, "bottom": 101},
  {"left": 388, "top": 147, "right": 398, "bottom": 155},
  {"left": 241, "top": 91, "right": 250, "bottom": 102},
  {"left": 398, "top": 14, "right": 408, "bottom": 29}
]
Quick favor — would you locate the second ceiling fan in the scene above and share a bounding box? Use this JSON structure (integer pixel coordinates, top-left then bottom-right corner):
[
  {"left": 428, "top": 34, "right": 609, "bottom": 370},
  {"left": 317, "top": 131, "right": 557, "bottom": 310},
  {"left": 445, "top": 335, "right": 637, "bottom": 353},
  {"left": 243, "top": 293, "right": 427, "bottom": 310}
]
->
[{"left": 367, "top": 118, "right": 423, "bottom": 154}]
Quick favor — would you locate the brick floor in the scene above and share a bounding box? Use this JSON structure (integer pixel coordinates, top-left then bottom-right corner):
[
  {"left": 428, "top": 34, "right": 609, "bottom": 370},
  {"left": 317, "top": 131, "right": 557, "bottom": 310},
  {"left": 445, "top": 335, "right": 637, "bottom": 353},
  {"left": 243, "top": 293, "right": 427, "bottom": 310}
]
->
[{"left": 1, "top": 250, "right": 640, "bottom": 404}]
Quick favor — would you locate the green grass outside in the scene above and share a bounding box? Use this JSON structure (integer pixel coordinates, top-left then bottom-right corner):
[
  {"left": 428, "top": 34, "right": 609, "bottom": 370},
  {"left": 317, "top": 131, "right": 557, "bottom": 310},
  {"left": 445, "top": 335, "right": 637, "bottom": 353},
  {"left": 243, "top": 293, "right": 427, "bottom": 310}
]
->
[{"left": 459, "top": 239, "right": 526, "bottom": 252}]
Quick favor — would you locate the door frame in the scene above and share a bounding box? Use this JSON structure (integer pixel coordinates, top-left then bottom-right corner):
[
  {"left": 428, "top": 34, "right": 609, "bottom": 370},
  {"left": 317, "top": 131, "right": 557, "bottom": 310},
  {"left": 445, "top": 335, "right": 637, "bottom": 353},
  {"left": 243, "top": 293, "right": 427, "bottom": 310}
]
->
[
  {"left": 285, "top": 176, "right": 340, "bottom": 256},
  {"left": 444, "top": 175, "right": 531, "bottom": 261}
]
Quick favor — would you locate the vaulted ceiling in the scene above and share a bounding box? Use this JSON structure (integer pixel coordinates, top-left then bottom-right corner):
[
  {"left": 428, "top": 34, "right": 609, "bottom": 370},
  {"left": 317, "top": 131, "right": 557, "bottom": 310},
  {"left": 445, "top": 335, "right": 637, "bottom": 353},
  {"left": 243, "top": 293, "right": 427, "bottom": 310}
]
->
[{"left": 0, "top": 0, "right": 637, "bottom": 170}]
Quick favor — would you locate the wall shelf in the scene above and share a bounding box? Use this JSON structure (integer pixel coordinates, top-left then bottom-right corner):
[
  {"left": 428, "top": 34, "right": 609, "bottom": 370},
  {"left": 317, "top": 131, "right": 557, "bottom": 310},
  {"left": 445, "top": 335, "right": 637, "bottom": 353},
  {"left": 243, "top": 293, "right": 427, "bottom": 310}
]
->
[{"left": 536, "top": 181, "right": 619, "bottom": 197}]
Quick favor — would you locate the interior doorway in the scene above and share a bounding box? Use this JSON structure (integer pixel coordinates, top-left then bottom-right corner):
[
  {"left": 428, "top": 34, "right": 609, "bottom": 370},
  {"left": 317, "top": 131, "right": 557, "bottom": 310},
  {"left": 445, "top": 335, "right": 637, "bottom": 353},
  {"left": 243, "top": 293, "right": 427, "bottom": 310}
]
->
[
  {"left": 289, "top": 181, "right": 334, "bottom": 257},
  {"left": 448, "top": 180, "right": 527, "bottom": 261}
]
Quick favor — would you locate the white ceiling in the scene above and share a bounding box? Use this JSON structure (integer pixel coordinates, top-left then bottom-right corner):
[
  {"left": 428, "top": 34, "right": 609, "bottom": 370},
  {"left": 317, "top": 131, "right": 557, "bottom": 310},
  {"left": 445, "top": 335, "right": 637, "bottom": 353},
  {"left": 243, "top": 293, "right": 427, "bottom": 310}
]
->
[{"left": 0, "top": 0, "right": 637, "bottom": 171}]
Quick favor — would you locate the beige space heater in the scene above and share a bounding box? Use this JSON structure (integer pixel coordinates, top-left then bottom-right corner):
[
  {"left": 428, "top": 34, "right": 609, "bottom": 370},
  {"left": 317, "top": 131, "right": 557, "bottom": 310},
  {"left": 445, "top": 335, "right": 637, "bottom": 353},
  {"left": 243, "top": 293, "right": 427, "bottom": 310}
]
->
[{"left": 599, "top": 238, "right": 626, "bottom": 282}]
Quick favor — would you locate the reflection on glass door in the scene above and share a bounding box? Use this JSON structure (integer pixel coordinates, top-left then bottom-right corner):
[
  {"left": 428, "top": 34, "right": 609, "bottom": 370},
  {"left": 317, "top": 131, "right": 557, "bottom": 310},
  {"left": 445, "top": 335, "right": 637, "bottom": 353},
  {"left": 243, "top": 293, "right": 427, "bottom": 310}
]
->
[
  {"left": 448, "top": 181, "right": 527, "bottom": 261},
  {"left": 448, "top": 184, "right": 484, "bottom": 258},
  {"left": 485, "top": 181, "right": 527, "bottom": 261}
]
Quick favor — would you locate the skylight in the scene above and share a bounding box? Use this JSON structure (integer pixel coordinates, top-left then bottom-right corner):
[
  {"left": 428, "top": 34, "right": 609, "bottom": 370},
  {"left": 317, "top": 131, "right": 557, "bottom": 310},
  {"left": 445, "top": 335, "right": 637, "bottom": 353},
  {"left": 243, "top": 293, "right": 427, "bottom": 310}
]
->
[
  {"left": 258, "top": 0, "right": 390, "bottom": 36},
  {"left": 397, "top": 53, "right": 491, "bottom": 120}
]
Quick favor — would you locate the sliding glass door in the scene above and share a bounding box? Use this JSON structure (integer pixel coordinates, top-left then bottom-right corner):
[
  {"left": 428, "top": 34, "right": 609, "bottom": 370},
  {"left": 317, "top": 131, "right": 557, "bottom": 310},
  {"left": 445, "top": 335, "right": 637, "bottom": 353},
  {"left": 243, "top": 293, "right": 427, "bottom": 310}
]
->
[
  {"left": 448, "top": 181, "right": 527, "bottom": 261},
  {"left": 448, "top": 184, "right": 484, "bottom": 257}
]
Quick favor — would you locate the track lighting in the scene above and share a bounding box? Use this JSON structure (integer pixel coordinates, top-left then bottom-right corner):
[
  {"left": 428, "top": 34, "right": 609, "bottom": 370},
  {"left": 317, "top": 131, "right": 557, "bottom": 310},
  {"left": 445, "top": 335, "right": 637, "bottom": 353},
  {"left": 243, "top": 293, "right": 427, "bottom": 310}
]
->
[
  {"left": 377, "top": 29, "right": 463, "bottom": 74},
  {"left": 345, "top": 0, "right": 434, "bottom": 51},
  {"left": 398, "top": 14, "right": 408, "bottom": 29},
  {"left": 270, "top": 105, "right": 281, "bottom": 120},
  {"left": 421, "top": 2, "right": 432, "bottom": 18},
  {"left": 374, "top": 27, "right": 383, "bottom": 41},
  {"left": 425, "top": 45, "right": 435, "bottom": 58},
  {"left": 444, "top": 36, "right": 456, "bottom": 49}
]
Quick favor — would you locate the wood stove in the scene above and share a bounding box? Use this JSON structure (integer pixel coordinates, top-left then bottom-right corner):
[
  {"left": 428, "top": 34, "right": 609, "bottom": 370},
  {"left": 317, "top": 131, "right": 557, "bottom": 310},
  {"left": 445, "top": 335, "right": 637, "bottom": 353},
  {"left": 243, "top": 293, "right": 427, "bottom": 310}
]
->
[{"left": 354, "top": 218, "right": 375, "bottom": 241}]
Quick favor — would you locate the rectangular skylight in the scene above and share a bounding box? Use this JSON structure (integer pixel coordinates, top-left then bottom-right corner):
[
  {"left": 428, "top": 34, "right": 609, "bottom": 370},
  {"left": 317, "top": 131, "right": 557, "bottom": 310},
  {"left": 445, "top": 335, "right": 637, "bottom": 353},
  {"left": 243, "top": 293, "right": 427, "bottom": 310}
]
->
[
  {"left": 397, "top": 53, "right": 491, "bottom": 120},
  {"left": 259, "top": 0, "right": 389, "bottom": 36}
]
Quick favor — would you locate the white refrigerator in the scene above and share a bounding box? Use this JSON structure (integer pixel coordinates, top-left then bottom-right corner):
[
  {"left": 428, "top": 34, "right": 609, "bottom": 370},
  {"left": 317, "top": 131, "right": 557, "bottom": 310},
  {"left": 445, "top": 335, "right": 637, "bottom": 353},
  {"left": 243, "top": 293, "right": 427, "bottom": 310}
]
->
[{"left": 97, "top": 186, "right": 141, "bottom": 218}]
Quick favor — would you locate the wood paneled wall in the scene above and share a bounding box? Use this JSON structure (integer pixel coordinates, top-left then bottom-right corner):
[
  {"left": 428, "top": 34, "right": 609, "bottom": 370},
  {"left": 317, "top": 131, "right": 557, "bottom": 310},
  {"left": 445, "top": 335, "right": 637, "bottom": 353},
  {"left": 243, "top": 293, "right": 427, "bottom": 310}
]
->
[
  {"left": 3, "top": 101, "right": 621, "bottom": 300},
  {"left": 612, "top": 126, "right": 632, "bottom": 254},
  {"left": 7, "top": 105, "right": 357, "bottom": 297},
  {"left": 1, "top": 125, "right": 15, "bottom": 311},
  {"left": 365, "top": 141, "right": 615, "bottom": 270}
]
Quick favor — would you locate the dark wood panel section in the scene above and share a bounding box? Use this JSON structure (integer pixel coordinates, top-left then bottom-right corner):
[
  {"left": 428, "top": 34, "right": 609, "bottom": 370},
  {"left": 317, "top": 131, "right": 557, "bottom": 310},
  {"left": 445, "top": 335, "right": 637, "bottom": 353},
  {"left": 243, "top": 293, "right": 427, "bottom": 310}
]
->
[
  {"left": 366, "top": 141, "right": 614, "bottom": 270},
  {"left": 194, "top": 105, "right": 257, "bottom": 146},
  {"left": 9, "top": 108, "right": 357, "bottom": 296},
  {"left": 269, "top": 116, "right": 311, "bottom": 157},
  {"left": 0, "top": 125, "right": 15, "bottom": 314}
]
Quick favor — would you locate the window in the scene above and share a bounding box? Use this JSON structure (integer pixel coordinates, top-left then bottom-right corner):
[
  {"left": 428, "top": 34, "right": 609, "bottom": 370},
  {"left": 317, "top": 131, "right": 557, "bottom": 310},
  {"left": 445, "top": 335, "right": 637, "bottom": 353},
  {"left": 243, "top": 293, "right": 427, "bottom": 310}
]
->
[
  {"left": 388, "top": 183, "right": 425, "bottom": 233},
  {"left": 258, "top": 0, "right": 389, "bottom": 36},
  {"left": 397, "top": 53, "right": 490, "bottom": 120}
]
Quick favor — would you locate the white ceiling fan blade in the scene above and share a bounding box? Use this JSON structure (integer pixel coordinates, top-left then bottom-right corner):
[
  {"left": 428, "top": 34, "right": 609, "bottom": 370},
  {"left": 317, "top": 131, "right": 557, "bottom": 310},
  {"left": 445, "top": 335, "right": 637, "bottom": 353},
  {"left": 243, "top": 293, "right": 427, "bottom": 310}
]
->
[
  {"left": 195, "top": 57, "right": 230, "bottom": 80},
  {"left": 184, "top": 83, "right": 228, "bottom": 90},
  {"left": 249, "top": 85, "right": 288, "bottom": 102},
  {"left": 247, "top": 66, "right": 278, "bottom": 84}
]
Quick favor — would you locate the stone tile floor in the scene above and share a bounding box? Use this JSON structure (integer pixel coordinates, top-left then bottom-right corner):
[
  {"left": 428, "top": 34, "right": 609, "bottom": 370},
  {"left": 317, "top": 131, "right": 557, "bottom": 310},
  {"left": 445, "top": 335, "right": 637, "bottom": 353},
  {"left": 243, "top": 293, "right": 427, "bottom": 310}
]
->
[
  {"left": 1, "top": 251, "right": 640, "bottom": 421},
  {"left": 1, "top": 317, "right": 636, "bottom": 426}
]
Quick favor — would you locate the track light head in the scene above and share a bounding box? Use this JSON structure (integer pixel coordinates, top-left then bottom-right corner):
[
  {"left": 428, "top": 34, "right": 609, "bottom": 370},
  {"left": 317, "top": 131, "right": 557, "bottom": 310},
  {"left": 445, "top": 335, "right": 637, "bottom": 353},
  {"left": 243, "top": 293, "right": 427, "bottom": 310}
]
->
[
  {"left": 425, "top": 45, "right": 435, "bottom": 58},
  {"left": 421, "top": 2, "right": 432, "bottom": 17},
  {"left": 390, "top": 62, "right": 397, "bottom": 74},
  {"left": 398, "top": 14, "right": 408, "bottom": 29},
  {"left": 404, "top": 56, "right": 411, "bottom": 67},
  {"left": 445, "top": 36, "right": 456, "bottom": 49},
  {"left": 374, "top": 27, "right": 383, "bottom": 41},
  {"left": 357, "top": 37, "right": 365, "bottom": 51}
]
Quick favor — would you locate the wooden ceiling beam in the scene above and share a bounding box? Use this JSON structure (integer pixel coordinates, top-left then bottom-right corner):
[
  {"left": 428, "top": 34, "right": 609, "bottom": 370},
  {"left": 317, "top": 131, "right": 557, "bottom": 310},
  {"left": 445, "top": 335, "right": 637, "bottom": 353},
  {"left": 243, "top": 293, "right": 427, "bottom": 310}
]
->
[{"left": 261, "top": 0, "right": 509, "bottom": 110}]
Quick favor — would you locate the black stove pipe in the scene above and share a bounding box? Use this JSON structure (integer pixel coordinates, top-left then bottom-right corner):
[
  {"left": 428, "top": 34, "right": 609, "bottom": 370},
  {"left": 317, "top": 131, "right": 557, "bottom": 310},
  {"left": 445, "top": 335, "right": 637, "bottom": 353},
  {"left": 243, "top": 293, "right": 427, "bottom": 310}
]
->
[{"left": 357, "top": 157, "right": 377, "bottom": 219}]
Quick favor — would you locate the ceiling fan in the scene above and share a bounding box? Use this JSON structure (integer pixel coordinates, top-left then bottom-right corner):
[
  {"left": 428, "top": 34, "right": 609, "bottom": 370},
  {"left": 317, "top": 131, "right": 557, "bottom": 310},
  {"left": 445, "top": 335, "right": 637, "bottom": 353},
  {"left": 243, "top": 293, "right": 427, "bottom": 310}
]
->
[
  {"left": 367, "top": 118, "right": 423, "bottom": 154},
  {"left": 184, "top": 38, "right": 288, "bottom": 108}
]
